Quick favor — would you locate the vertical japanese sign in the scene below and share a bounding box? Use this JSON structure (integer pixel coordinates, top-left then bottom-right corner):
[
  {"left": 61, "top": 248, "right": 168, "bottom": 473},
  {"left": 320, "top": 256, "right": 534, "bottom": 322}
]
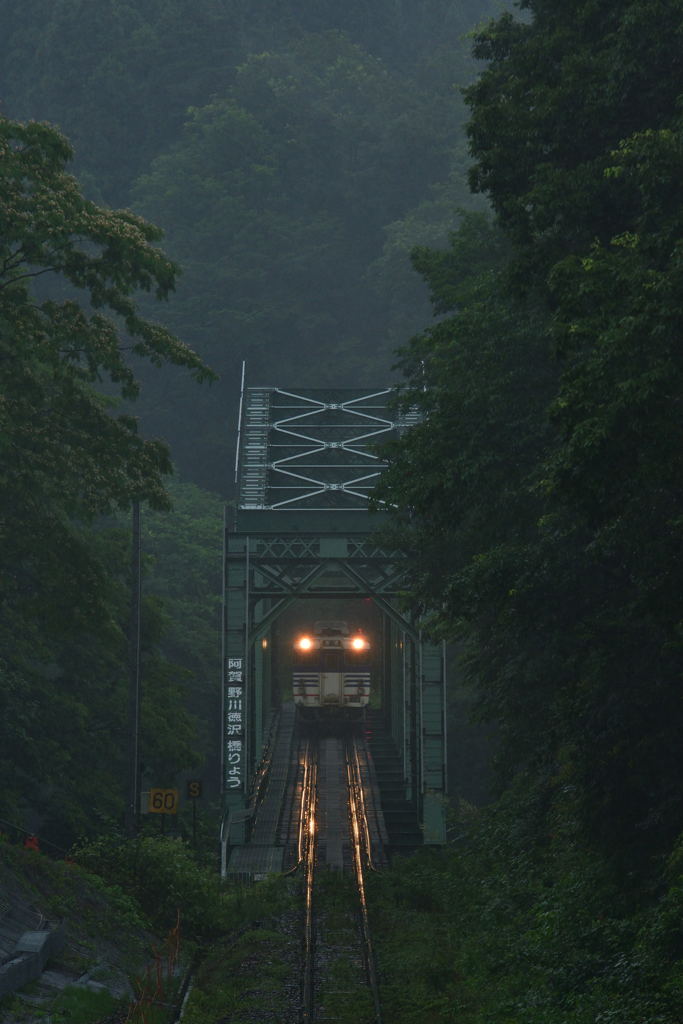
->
[{"left": 225, "top": 657, "right": 244, "bottom": 791}]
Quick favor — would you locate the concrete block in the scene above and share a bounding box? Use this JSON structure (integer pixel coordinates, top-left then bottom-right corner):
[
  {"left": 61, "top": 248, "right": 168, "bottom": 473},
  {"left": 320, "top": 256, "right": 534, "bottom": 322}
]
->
[{"left": 15, "top": 931, "right": 51, "bottom": 956}]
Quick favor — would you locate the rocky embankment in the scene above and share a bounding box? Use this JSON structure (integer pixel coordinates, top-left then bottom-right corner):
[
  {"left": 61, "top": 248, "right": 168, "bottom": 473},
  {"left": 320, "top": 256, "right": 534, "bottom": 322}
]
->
[{"left": 0, "top": 843, "right": 167, "bottom": 1023}]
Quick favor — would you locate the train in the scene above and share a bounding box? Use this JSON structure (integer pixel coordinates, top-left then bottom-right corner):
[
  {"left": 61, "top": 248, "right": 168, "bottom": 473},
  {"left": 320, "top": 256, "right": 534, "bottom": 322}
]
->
[{"left": 292, "top": 619, "right": 371, "bottom": 722}]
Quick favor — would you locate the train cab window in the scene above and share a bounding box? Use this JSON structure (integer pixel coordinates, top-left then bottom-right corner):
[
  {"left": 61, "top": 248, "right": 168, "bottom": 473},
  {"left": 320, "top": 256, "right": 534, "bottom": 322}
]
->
[{"left": 313, "top": 620, "right": 348, "bottom": 637}]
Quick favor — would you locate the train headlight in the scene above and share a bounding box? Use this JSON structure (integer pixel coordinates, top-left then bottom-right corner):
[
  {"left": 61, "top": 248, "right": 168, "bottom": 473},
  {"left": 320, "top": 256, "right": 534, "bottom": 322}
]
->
[
  {"left": 351, "top": 636, "right": 367, "bottom": 651},
  {"left": 297, "top": 636, "right": 313, "bottom": 651}
]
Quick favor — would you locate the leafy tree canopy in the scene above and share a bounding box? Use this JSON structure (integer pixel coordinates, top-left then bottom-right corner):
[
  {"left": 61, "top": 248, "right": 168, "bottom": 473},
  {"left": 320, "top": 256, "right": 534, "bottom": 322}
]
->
[
  {"left": 0, "top": 0, "right": 499, "bottom": 205},
  {"left": 0, "top": 116, "right": 213, "bottom": 837},
  {"left": 0, "top": 115, "right": 212, "bottom": 532},
  {"left": 466, "top": 0, "right": 683, "bottom": 276},
  {"left": 380, "top": 1, "right": 683, "bottom": 868}
]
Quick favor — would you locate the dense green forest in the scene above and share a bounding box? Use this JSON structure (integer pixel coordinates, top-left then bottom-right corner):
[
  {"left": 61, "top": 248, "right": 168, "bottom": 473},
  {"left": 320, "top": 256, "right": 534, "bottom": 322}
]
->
[
  {"left": 0, "top": 0, "right": 498, "bottom": 837},
  {"left": 0, "top": 115, "right": 217, "bottom": 842},
  {"left": 2, "top": 0, "right": 683, "bottom": 1019},
  {"left": 380, "top": 0, "right": 683, "bottom": 869},
  {"left": 371, "top": 1, "right": 683, "bottom": 1019}
]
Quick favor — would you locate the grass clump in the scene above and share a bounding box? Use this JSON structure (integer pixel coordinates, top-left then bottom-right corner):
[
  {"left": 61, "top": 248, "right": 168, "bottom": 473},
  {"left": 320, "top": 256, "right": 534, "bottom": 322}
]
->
[{"left": 50, "top": 986, "right": 121, "bottom": 1023}]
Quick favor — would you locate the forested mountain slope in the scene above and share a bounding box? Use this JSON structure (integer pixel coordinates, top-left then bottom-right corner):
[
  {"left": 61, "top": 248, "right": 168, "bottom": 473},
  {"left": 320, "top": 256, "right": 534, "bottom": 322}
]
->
[{"left": 0, "top": 0, "right": 499, "bottom": 488}]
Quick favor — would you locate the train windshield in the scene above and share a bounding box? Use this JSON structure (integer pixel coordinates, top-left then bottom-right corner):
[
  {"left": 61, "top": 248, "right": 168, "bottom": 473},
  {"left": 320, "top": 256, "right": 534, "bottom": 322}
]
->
[{"left": 313, "top": 620, "right": 349, "bottom": 637}]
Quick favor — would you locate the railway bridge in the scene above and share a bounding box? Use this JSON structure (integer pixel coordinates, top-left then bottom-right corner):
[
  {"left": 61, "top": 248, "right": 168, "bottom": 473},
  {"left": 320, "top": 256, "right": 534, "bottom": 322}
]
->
[{"left": 221, "top": 382, "right": 447, "bottom": 876}]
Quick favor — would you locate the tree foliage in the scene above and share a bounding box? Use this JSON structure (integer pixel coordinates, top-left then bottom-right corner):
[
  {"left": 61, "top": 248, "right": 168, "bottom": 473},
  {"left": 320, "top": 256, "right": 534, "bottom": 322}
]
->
[
  {"left": 0, "top": 115, "right": 210, "bottom": 514},
  {"left": 140, "top": 478, "right": 225, "bottom": 792},
  {"left": 369, "top": 804, "right": 683, "bottom": 1024},
  {"left": 0, "top": 0, "right": 497, "bottom": 203},
  {"left": 379, "top": 1, "right": 683, "bottom": 872},
  {"left": 0, "top": 115, "right": 212, "bottom": 838}
]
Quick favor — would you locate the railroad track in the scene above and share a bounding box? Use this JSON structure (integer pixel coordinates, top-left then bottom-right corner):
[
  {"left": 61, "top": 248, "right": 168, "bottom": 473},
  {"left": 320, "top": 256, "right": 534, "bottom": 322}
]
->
[
  {"left": 296, "top": 733, "right": 383, "bottom": 1024},
  {"left": 346, "top": 737, "right": 382, "bottom": 1023},
  {"left": 300, "top": 737, "right": 317, "bottom": 1021}
]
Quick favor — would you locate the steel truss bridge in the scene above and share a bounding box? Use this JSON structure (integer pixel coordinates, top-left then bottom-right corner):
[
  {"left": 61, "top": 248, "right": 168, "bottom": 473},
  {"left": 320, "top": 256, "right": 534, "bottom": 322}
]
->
[{"left": 222, "top": 385, "right": 447, "bottom": 861}]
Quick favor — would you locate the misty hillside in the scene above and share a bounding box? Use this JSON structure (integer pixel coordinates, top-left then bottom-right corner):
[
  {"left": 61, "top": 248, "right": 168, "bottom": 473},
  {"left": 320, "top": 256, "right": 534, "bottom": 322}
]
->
[{"left": 0, "top": 0, "right": 501, "bottom": 489}]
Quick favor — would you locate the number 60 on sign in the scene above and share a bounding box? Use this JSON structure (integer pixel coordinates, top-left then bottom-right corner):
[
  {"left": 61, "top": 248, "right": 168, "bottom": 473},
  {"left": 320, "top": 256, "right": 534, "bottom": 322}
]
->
[{"left": 148, "top": 788, "right": 179, "bottom": 814}]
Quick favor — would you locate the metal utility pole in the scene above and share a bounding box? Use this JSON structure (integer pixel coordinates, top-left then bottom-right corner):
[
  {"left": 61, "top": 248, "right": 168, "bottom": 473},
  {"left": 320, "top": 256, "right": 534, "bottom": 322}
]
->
[{"left": 126, "top": 500, "right": 142, "bottom": 836}]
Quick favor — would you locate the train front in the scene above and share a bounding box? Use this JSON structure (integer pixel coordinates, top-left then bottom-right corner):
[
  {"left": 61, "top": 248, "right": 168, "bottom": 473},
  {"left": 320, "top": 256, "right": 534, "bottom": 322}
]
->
[{"left": 292, "top": 620, "right": 371, "bottom": 723}]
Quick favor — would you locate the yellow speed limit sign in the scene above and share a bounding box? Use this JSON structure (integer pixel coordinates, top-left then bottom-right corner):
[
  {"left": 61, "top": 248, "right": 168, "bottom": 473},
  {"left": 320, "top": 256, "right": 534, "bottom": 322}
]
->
[{"left": 148, "top": 788, "right": 179, "bottom": 814}]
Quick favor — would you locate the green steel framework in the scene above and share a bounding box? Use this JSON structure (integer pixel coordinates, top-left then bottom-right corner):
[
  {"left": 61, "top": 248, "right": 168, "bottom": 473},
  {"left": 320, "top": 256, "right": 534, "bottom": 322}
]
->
[{"left": 222, "top": 386, "right": 447, "bottom": 845}]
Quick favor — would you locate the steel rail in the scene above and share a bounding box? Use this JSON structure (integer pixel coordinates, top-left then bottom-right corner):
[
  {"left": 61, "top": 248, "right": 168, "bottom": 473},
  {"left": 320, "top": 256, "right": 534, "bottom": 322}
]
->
[
  {"left": 346, "top": 737, "right": 383, "bottom": 1024},
  {"left": 300, "top": 739, "right": 318, "bottom": 1024},
  {"left": 350, "top": 740, "right": 376, "bottom": 871}
]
